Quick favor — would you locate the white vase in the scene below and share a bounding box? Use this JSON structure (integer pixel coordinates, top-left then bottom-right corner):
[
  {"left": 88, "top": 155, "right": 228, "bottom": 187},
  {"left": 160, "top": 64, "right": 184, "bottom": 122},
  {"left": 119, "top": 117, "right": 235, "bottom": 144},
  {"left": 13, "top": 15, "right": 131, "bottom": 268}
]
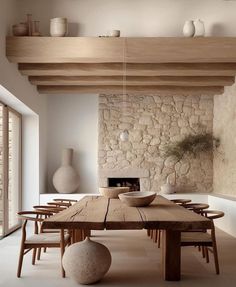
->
[
  {"left": 194, "top": 19, "right": 205, "bottom": 37},
  {"left": 50, "top": 17, "right": 68, "bottom": 37},
  {"left": 53, "top": 148, "right": 79, "bottom": 193},
  {"left": 160, "top": 182, "right": 176, "bottom": 194},
  {"left": 160, "top": 173, "right": 176, "bottom": 194},
  {"left": 62, "top": 237, "right": 112, "bottom": 284},
  {"left": 183, "top": 20, "right": 195, "bottom": 37}
]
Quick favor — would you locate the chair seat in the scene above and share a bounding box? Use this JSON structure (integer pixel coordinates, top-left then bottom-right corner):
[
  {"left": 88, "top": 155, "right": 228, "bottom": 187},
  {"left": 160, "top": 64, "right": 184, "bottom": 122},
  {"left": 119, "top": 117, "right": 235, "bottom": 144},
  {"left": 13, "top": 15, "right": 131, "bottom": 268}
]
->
[
  {"left": 181, "top": 232, "right": 212, "bottom": 243},
  {"left": 41, "top": 228, "right": 61, "bottom": 233},
  {"left": 26, "top": 233, "right": 70, "bottom": 244}
]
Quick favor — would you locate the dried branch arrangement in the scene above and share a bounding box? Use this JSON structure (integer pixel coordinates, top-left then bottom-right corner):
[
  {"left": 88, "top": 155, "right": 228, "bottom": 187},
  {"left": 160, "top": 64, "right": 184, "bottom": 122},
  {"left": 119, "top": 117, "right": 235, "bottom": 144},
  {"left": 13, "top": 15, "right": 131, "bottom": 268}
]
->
[{"left": 163, "top": 133, "right": 220, "bottom": 161}]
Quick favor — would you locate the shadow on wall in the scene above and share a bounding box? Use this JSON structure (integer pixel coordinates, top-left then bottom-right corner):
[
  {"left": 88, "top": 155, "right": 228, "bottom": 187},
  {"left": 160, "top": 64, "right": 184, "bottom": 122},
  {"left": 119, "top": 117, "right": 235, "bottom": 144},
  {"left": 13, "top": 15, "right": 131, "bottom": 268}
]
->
[
  {"left": 68, "top": 23, "right": 80, "bottom": 36},
  {"left": 209, "top": 23, "right": 228, "bottom": 36}
]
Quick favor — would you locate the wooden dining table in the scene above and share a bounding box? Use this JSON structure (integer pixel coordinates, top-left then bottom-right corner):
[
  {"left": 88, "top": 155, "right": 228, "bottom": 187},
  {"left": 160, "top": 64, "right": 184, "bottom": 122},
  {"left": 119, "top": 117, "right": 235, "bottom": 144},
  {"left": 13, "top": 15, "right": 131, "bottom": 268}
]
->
[{"left": 42, "top": 195, "right": 211, "bottom": 281}]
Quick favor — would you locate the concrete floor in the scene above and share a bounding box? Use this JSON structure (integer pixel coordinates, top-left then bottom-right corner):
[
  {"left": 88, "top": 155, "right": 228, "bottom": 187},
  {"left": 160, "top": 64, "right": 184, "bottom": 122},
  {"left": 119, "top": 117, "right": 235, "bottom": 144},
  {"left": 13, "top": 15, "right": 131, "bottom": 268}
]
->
[{"left": 0, "top": 228, "right": 236, "bottom": 287}]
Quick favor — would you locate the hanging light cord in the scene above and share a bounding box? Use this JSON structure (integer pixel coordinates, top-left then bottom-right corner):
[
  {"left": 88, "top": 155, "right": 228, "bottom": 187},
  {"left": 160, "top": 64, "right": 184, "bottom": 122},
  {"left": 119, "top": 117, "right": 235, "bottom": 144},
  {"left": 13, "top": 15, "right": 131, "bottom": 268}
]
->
[
  {"left": 122, "top": 38, "right": 127, "bottom": 104},
  {"left": 120, "top": 38, "right": 129, "bottom": 141}
]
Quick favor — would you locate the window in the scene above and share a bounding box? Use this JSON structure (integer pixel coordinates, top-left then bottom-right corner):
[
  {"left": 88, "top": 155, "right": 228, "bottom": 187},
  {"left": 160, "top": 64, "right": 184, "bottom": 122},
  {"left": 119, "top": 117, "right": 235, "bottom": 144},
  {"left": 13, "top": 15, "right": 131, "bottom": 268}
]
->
[{"left": 0, "top": 102, "right": 22, "bottom": 238}]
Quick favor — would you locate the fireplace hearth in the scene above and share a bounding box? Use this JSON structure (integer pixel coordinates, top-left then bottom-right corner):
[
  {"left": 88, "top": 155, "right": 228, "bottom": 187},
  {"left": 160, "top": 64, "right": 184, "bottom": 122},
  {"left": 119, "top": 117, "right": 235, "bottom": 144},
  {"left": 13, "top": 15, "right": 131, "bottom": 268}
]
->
[{"left": 108, "top": 178, "right": 140, "bottom": 192}]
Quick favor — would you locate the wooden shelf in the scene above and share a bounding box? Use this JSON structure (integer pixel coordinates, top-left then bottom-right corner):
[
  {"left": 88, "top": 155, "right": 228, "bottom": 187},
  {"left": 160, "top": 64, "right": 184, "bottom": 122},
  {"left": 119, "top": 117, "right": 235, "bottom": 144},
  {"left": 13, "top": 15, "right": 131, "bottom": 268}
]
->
[{"left": 6, "top": 37, "right": 236, "bottom": 94}]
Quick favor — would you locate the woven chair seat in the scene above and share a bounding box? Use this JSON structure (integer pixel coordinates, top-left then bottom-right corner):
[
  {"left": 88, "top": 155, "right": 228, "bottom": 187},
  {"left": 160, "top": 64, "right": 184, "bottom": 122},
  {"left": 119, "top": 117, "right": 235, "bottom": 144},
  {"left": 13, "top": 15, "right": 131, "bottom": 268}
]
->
[
  {"left": 181, "top": 232, "right": 212, "bottom": 243},
  {"left": 26, "top": 233, "right": 70, "bottom": 244}
]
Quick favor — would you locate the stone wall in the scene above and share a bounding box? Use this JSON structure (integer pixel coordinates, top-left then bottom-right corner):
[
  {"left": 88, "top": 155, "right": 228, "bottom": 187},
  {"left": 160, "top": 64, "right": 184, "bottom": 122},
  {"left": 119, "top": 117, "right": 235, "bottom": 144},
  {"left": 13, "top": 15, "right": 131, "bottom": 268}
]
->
[
  {"left": 213, "top": 83, "right": 236, "bottom": 197},
  {"left": 98, "top": 94, "right": 213, "bottom": 193}
]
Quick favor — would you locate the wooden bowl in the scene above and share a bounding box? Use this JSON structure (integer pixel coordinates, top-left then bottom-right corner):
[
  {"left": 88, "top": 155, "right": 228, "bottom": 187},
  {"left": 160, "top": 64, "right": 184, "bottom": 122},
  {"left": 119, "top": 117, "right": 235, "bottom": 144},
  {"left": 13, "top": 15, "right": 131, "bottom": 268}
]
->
[
  {"left": 99, "top": 187, "right": 130, "bottom": 199},
  {"left": 118, "top": 191, "right": 156, "bottom": 207},
  {"left": 12, "top": 23, "right": 28, "bottom": 36}
]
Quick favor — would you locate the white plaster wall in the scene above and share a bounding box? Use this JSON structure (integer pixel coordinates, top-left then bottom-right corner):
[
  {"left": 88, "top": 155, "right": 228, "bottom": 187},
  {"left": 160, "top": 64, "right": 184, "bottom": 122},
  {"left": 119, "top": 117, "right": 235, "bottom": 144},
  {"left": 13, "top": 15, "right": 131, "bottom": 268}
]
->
[
  {"left": 0, "top": 0, "right": 48, "bottom": 208},
  {"left": 21, "top": 115, "right": 40, "bottom": 209},
  {"left": 208, "top": 195, "right": 236, "bottom": 238},
  {"left": 17, "top": 0, "right": 236, "bottom": 37},
  {"left": 213, "top": 83, "right": 236, "bottom": 197},
  {"left": 47, "top": 94, "right": 98, "bottom": 194}
]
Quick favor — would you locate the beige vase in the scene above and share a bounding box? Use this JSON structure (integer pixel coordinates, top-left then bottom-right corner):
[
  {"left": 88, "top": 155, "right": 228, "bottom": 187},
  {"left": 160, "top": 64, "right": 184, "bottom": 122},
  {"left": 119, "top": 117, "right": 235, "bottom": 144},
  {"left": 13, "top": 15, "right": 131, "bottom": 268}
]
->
[
  {"left": 160, "top": 173, "right": 176, "bottom": 194},
  {"left": 50, "top": 17, "right": 68, "bottom": 37},
  {"left": 52, "top": 148, "right": 79, "bottom": 193},
  {"left": 62, "top": 237, "right": 112, "bottom": 284}
]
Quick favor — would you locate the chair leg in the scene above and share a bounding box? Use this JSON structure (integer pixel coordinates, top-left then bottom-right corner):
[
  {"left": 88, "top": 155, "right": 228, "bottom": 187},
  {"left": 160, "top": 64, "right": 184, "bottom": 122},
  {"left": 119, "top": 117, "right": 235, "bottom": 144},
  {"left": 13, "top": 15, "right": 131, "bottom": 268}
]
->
[
  {"left": 212, "top": 242, "right": 220, "bottom": 274},
  {"left": 205, "top": 247, "right": 210, "bottom": 263},
  {"left": 153, "top": 230, "right": 157, "bottom": 243},
  {"left": 43, "top": 247, "right": 47, "bottom": 253},
  {"left": 157, "top": 230, "right": 161, "bottom": 248},
  {"left": 150, "top": 229, "right": 153, "bottom": 239},
  {"left": 147, "top": 229, "right": 151, "bottom": 237},
  {"left": 37, "top": 248, "right": 41, "bottom": 260},
  {"left": 60, "top": 229, "right": 66, "bottom": 278},
  {"left": 17, "top": 244, "right": 25, "bottom": 278},
  {"left": 202, "top": 245, "right": 205, "bottom": 258},
  {"left": 32, "top": 248, "right": 37, "bottom": 265}
]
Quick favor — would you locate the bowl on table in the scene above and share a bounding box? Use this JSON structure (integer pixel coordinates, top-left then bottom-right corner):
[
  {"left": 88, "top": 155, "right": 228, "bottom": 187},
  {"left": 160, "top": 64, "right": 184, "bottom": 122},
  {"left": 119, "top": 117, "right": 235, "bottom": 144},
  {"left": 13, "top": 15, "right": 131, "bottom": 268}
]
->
[
  {"left": 118, "top": 191, "right": 156, "bottom": 207},
  {"left": 99, "top": 187, "right": 130, "bottom": 199}
]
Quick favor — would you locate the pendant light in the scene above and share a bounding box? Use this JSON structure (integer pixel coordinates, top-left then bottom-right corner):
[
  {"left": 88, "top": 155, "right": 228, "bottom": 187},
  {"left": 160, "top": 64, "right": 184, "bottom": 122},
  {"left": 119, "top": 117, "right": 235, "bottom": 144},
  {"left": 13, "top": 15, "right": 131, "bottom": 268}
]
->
[{"left": 120, "top": 38, "right": 129, "bottom": 142}]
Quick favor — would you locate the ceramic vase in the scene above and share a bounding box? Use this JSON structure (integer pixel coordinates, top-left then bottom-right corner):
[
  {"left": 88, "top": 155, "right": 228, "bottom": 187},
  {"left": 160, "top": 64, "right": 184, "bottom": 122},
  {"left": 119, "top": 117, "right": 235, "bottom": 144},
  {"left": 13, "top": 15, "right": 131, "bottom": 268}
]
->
[
  {"left": 50, "top": 17, "right": 68, "bottom": 37},
  {"left": 26, "top": 14, "right": 32, "bottom": 36},
  {"left": 53, "top": 148, "right": 79, "bottom": 193},
  {"left": 62, "top": 237, "right": 112, "bottom": 284},
  {"left": 183, "top": 20, "right": 195, "bottom": 37},
  {"left": 160, "top": 173, "right": 176, "bottom": 194},
  {"left": 194, "top": 19, "right": 205, "bottom": 37}
]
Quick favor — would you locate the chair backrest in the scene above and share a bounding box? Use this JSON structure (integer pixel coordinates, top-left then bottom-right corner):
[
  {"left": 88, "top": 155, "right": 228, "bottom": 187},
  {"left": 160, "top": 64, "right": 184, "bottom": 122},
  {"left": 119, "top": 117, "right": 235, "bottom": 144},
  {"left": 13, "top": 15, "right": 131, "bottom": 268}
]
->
[
  {"left": 47, "top": 201, "right": 71, "bottom": 208},
  {"left": 53, "top": 198, "right": 77, "bottom": 204},
  {"left": 197, "top": 210, "right": 224, "bottom": 220},
  {"left": 195, "top": 209, "right": 225, "bottom": 240},
  {"left": 171, "top": 199, "right": 192, "bottom": 205},
  {"left": 33, "top": 205, "right": 65, "bottom": 214},
  {"left": 183, "top": 203, "right": 209, "bottom": 211},
  {"left": 18, "top": 211, "right": 54, "bottom": 238}
]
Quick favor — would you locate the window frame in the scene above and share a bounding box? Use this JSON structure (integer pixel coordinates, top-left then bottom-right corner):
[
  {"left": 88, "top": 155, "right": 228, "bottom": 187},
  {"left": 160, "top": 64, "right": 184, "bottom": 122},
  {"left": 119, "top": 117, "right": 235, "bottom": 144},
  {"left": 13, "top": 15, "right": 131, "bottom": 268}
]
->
[{"left": 0, "top": 101, "right": 22, "bottom": 238}]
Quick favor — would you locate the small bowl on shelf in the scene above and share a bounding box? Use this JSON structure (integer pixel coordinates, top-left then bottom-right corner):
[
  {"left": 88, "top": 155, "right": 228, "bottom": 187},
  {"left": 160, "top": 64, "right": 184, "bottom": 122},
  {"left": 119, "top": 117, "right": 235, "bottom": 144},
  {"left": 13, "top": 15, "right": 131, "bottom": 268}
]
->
[
  {"left": 12, "top": 23, "right": 28, "bottom": 36},
  {"left": 118, "top": 191, "right": 156, "bottom": 207},
  {"left": 99, "top": 187, "right": 130, "bottom": 199}
]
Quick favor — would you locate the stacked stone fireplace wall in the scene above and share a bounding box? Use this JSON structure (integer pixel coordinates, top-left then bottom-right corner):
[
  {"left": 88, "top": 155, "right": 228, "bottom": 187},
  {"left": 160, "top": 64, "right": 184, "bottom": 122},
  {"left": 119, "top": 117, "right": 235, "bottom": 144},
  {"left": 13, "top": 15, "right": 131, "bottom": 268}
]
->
[{"left": 98, "top": 94, "right": 213, "bottom": 193}]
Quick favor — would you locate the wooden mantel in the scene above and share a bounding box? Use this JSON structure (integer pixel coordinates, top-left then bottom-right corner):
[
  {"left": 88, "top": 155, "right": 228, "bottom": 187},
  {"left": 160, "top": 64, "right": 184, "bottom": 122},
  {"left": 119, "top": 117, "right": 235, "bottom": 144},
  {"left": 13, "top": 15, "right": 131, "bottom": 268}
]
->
[{"left": 6, "top": 37, "right": 236, "bottom": 95}]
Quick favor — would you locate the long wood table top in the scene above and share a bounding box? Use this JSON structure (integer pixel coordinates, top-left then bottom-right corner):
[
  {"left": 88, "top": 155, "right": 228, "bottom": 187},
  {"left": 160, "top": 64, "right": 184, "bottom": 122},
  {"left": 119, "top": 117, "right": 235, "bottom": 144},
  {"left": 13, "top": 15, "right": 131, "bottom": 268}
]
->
[{"left": 42, "top": 195, "right": 211, "bottom": 230}]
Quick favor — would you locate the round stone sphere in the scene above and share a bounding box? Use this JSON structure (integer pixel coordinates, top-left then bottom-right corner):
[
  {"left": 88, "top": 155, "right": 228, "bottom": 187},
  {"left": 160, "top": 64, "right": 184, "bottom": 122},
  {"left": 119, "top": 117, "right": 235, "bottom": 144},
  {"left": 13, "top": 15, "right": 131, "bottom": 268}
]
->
[{"left": 62, "top": 237, "right": 112, "bottom": 284}]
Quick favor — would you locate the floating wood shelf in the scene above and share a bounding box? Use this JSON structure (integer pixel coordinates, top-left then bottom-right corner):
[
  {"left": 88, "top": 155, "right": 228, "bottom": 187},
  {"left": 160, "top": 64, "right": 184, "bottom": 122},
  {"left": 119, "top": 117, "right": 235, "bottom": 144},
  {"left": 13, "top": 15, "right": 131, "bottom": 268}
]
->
[{"left": 6, "top": 37, "right": 236, "bottom": 95}]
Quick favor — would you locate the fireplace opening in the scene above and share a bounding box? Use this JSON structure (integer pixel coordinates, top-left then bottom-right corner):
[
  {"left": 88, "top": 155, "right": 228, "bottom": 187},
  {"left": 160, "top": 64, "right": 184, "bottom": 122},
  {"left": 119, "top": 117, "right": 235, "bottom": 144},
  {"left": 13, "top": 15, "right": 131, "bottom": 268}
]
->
[{"left": 108, "top": 178, "right": 140, "bottom": 192}]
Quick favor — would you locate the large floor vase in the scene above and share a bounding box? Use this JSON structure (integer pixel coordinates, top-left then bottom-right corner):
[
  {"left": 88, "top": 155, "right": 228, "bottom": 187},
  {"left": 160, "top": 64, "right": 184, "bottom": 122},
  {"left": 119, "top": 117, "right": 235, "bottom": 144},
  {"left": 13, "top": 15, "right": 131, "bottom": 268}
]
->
[
  {"left": 62, "top": 237, "right": 112, "bottom": 284},
  {"left": 53, "top": 148, "right": 79, "bottom": 193}
]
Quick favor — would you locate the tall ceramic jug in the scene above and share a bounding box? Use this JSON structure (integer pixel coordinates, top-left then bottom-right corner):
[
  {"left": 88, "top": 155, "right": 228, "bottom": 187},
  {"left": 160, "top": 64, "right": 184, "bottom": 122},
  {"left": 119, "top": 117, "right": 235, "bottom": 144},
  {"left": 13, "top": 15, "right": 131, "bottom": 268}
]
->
[
  {"left": 53, "top": 148, "right": 79, "bottom": 193},
  {"left": 183, "top": 20, "right": 195, "bottom": 37},
  {"left": 194, "top": 19, "right": 205, "bottom": 37}
]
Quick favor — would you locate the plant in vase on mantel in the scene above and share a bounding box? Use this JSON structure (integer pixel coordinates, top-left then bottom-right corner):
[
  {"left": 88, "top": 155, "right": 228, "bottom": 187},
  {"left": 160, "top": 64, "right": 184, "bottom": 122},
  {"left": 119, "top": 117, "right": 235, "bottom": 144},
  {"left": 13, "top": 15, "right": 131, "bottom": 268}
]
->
[{"left": 161, "top": 132, "right": 220, "bottom": 194}]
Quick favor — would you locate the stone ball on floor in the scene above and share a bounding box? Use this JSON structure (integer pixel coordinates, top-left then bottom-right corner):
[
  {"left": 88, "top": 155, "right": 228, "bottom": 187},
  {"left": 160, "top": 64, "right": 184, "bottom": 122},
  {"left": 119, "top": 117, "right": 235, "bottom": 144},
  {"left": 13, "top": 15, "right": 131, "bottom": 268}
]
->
[{"left": 62, "top": 237, "right": 112, "bottom": 284}]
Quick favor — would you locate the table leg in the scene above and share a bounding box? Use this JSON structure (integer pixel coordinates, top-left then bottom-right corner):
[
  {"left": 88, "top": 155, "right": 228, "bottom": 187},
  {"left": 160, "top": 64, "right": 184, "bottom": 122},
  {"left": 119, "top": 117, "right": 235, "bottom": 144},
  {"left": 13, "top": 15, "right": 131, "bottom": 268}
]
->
[
  {"left": 74, "top": 229, "right": 83, "bottom": 242},
  {"left": 162, "top": 230, "right": 181, "bottom": 281},
  {"left": 72, "top": 229, "right": 91, "bottom": 242},
  {"left": 82, "top": 229, "right": 91, "bottom": 239}
]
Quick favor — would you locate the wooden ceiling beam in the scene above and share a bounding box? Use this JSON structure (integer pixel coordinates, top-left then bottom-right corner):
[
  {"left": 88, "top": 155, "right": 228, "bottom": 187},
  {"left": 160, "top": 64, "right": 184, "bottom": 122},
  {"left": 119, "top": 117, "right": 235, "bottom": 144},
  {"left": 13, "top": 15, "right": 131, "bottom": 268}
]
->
[
  {"left": 19, "top": 63, "right": 236, "bottom": 77},
  {"left": 37, "top": 85, "right": 224, "bottom": 95},
  {"left": 29, "top": 75, "right": 234, "bottom": 87},
  {"left": 7, "top": 37, "right": 236, "bottom": 63}
]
